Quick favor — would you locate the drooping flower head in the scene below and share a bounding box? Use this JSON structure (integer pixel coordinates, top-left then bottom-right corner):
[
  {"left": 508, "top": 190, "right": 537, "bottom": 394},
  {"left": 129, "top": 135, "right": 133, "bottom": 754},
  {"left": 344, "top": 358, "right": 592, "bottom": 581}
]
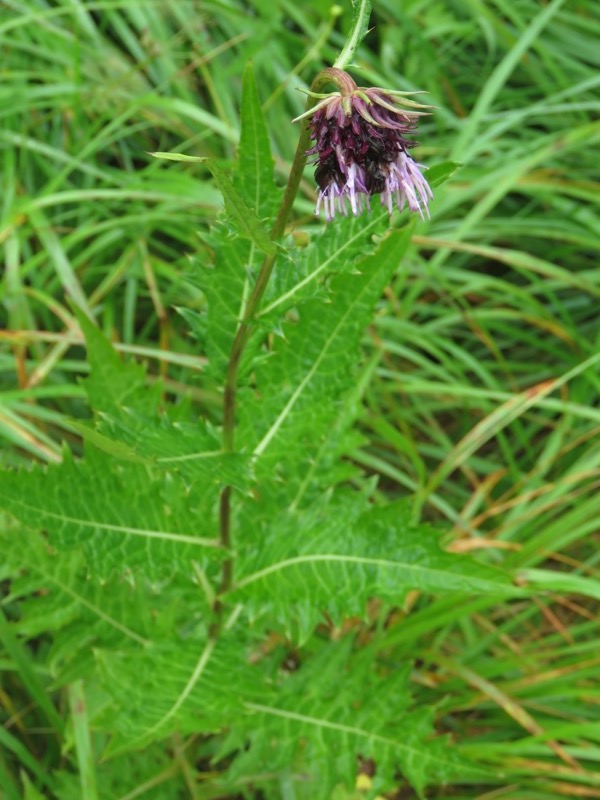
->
[{"left": 296, "top": 71, "right": 433, "bottom": 222}]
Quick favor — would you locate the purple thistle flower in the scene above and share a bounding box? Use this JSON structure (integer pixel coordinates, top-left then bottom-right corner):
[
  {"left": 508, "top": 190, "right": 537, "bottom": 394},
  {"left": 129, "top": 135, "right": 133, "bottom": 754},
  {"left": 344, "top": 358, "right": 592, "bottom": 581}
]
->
[{"left": 297, "top": 83, "right": 433, "bottom": 222}]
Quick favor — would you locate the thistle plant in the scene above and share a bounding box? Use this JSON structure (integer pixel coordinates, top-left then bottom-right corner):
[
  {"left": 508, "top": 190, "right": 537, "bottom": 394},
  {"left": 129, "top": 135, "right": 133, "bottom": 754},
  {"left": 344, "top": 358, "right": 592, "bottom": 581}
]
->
[{"left": 0, "top": 2, "right": 521, "bottom": 798}]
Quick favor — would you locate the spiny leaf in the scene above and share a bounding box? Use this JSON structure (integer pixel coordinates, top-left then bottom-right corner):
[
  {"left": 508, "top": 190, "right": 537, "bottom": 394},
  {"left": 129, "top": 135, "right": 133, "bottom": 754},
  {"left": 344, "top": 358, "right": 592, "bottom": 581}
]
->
[
  {"left": 222, "top": 637, "right": 482, "bottom": 799},
  {"left": 0, "top": 448, "right": 222, "bottom": 579},
  {"left": 235, "top": 61, "right": 278, "bottom": 219},
  {"left": 77, "top": 310, "right": 252, "bottom": 491},
  {"left": 259, "top": 209, "right": 389, "bottom": 320},
  {"left": 150, "top": 152, "right": 276, "bottom": 254},
  {"left": 99, "top": 412, "right": 253, "bottom": 492},
  {"left": 75, "top": 309, "right": 159, "bottom": 418},
  {"left": 199, "top": 225, "right": 266, "bottom": 380},
  {"left": 233, "top": 498, "right": 520, "bottom": 640},
  {"left": 205, "top": 160, "right": 277, "bottom": 254},
  {"left": 238, "top": 226, "right": 413, "bottom": 499},
  {"left": 4, "top": 531, "right": 150, "bottom": 654},
  {"left": 98, "top": 632, "right": 256, "bottom": 754}
]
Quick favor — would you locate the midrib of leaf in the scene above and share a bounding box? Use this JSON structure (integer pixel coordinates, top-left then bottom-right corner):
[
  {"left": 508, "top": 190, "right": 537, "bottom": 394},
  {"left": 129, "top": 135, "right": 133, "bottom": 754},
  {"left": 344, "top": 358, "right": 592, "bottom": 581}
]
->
[
  {"left": 289, "top": 348, "right": 381, "bottom": 511},
  {"left": 4, "top": 498, "right": 220, "bottom": 548},
  {"left": 232, "top": 554, "right": 516, "bottom": 594},
  {"left": 157, "top": 450, "right": 224, "bottom": 464},
  {"left": 257, "top": 210, "right": 386, "bottom": 318},
  {"left": 36, "top": 570, "right": 150, "bottom": 647},
  {"left": 243, "top": 701, "right": 465, "bottom": 773},
  {"left": 204, "top": 161, "right": 276, "bottom": 255},
  {"left": 131, "top": 636, "right": 216, "bottom": 745}
]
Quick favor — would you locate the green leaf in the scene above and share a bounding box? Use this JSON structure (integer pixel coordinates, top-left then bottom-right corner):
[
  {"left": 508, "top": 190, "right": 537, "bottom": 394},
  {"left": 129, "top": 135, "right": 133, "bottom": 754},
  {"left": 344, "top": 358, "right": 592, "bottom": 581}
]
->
[
  {"left": 74, "top": 308, "right": 158, "bottom": 418},
  {"left": 235, "top": 61, "right": 278, "bottom": 219},
  {"left": 259, "top": 209, "right": 389, "bottom": 320},
  {"left": 95, "top": 626, "right": 479, "bottom": 798},
  {"left": 205, "top": 160, "right": 277, "bottom": 254},
  {"left": 233, "top": 499, "right": 520, "bottom": 639},
  {"left": 222, "top": 637, "right": 481, "bottom": 799},
  {"left": 150, "top": 152, "right": 276, "bottom": 255},
  {"left": 238, "top": 226, "right": 413, "bottom": 499},
  {"left": 99, "top": 412, "right": 253, "bottom": 492},
  {"left": 426, "top": 160, "right": 461, "bottom": 187},
  {"left": 0, "top": 448, "right": 222, "bottom": 579},
  {"left": 76, "top": 308, "right": 252, "bottom": 491},
  {"left": 3, "top": 530, "right": 151, "bottom": 655},
  {"left": 198, "top": 224, "right": 272, "bottom": 380},
  {"left": 519, "top": 568, "right": 600, "bottom": 601},
  {"left": 98, "top": 632, "right": 252, "bottom": 754}
]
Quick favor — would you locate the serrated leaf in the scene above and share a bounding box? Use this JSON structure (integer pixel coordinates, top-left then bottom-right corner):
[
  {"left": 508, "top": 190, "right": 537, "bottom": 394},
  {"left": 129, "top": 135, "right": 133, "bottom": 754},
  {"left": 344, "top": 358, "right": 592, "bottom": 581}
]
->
[
  {"left": 0, "top": 448, "right": 222, "bottom": 579},
  {"left": 199, "top": 225, "right": 265, "bottom": 380},
  {"left": 94, "top": 622, "right": 480, "bottom": 798},
  {"left": 259, "top": 209, "right": 389, "bottom": 320},
  {"left": 100, "top": 412, "right": 253, "bottom": 492},
  {"left": 223, "top": 637, "right": 481, "bottom": 799},
  {"left": 235, "top": 61, "right": 278, "bottom": 219},
  {"left": 150, "top": 152, "right": 276, "bottom": 254},
  {"left": 99, "top": 632, "right": 254, "bottom": 754},
  {"left": 238, "top": 227, "right": 413, "bottom": 500},
  {"left": 206, "top": 160, "right": 277, "bottom": 254},
  {"left": 232, "top": 499, "right": 520, "bottom": 639},
  {"left": 76, "top": 310, "right": 252, "bottom": 491},
  {"left": 75, "top": 308, "right": 158, "bottom": 418}
]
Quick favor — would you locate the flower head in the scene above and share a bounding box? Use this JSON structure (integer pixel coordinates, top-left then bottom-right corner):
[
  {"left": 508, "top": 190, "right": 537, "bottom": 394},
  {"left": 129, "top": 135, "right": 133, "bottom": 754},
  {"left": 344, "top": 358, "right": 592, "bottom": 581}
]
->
[{"left": 297, "top": 78, "right": 433, "bottom": 222}]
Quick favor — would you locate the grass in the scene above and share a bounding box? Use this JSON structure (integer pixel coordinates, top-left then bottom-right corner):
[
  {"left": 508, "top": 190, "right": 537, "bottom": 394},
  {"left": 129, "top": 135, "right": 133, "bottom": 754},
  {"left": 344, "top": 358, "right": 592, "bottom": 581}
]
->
[{"left": 1, "top": 0, "right": 599, "bottom": 797}]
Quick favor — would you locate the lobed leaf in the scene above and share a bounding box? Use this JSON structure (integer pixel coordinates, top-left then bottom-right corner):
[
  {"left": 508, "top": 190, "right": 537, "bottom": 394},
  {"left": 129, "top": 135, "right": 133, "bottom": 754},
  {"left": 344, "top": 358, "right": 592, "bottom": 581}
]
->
[
  {"left": 222, "top": 637, "right": 482, "bottom": 798},
  {"left": 238, "top": 226, "right": 413, "bottom": 501},
  {"left": 233, "top": 498, "right": 520, "bottom": 640},
  {"left": 150, "top": 152, "right": 276, "bottom": 255},
  {"left": 0, "top": 447, "right": 222, "bottom": 579}
]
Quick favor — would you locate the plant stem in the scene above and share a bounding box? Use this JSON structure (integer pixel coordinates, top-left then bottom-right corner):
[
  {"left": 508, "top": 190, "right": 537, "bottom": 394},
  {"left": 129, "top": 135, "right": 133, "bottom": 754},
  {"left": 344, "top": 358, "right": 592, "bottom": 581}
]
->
[
  {"left": 333, "top": 0, "right": 372, "bottom": 70},
  {"left": 215, "top": 68, "right": 358, "bottom": 607}
]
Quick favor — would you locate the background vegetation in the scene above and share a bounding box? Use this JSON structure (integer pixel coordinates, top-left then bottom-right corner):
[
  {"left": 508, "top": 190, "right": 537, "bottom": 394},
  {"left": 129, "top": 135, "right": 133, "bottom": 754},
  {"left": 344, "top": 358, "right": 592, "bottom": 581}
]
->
[{"left": 1, "top": 0, "right": 599, "bottom": 798}]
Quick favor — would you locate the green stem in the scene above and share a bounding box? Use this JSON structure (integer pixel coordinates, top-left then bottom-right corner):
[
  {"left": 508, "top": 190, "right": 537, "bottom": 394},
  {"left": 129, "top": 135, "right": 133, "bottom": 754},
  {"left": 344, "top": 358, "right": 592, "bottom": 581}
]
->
[
  {"left": 215, "top": 67, "right": 358, "bottom": 607},
  {"left": 333, "top": 0, "right": 372, "bottom": 70}
]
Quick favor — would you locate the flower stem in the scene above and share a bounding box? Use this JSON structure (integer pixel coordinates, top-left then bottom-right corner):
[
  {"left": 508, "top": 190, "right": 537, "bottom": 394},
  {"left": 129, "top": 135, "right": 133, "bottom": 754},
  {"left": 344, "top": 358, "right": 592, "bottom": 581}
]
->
[
  {"left": 215, "top": 67, "right": 361, "bottom": 614},
  {"left": 333, "top": 0, "right": 372, "bottom": 71}
]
